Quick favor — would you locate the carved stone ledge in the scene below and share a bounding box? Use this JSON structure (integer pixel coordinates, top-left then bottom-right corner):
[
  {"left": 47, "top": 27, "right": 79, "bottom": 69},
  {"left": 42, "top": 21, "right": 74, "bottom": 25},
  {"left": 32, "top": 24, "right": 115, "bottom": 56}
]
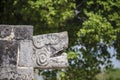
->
[
  {"left": 33, "top": 32, "right": 69, "bottom": 69},
  {"left": 35, "top": 52, "right": 69, "bottom": 69}
]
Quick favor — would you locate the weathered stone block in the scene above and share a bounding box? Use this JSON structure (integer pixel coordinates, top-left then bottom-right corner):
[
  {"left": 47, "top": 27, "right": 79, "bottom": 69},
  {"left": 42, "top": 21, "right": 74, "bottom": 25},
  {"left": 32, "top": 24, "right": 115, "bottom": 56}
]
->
[
  {"left": 14, "top": 25, "right": 33, "bottom": 40},
  {"left": 0, "top": 40, "right": 18, "bottom": 67},
  {"left": 0, "top": 40, "right": 33, "bottom": 67},
  {"left": 0, "top": 25, "right": 33, "bottom": 40},
  {"left": 0, "top": 67, "right": 33, "bottom": 80},
  {"left": 34, "top": 52, "right": 69, "bottom": 69},
  {"left": 0, "top": 25, "right": 69, "bottom": 80},
  {"left": 33, "top": 31, "right": 69, "bottom": 69},
  {"left": 18, "top": 40, "right": 33, "bottom": 67},
  {"left": 0, "top": 25, "right": 12, "bottom": 38}
]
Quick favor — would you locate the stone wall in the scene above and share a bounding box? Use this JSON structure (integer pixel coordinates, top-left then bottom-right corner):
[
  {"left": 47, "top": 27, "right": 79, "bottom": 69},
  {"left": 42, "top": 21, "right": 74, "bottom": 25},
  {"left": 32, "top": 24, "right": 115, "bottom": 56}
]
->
[
  {"left": 0, "top": 25, "right": 69, "bottom": 80},
  {"left": 0, "top": 25, "right": 34, "bottom": 80}
]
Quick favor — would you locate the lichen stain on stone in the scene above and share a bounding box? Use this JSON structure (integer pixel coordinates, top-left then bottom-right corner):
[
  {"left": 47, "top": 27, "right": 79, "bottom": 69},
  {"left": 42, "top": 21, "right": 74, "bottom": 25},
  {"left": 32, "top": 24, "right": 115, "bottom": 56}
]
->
[
  {"left": 0, "top": 25, "right": 12, "bottom": 38},
  {"left": 0, "top": 41, "right": 18, "bottom": 67}
]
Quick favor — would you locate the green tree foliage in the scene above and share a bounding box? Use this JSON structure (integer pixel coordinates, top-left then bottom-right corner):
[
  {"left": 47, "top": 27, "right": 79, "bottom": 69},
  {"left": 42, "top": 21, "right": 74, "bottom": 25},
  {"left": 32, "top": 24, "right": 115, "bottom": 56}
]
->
[
  {"left": 0, "top": 0, "right": 120, "bottom": 80},
  {"left": 0, "top": 0, "right": 75, "bottom": 34},
  {"left": 63, "top": 0, "right": 120, "bottom": 80}
]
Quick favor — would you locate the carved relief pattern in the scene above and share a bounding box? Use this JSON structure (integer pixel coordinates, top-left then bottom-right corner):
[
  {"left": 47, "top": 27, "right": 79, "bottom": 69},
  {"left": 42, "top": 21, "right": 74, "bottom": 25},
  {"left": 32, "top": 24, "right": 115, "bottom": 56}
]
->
[
  {"left": 0, "top": 71, "right": 26, "bottom": 80},
  {"left": 33, "top": 34, "right": 60, "bottom": 48},
  {"left": 35, "top": 48, "right": 50, "bottom": 66},
  {"left": 33, "top": 32, "right": 69, "bottom": 68},
  {"left": 0, "top": 68, "right": 33, "bottom": 80}
]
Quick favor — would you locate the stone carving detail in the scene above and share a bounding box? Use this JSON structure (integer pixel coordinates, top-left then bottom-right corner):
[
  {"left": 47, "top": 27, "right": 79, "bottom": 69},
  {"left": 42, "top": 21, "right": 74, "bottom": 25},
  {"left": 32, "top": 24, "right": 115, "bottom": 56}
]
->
[
  {"left": 0, "top": 25, "right": 69, "bottom": 80},
  {"left": 33, "top": 32, "right": 69, "bottom": 69},
  {"left": 0, "top": 25, "right": 34, "bottom": 80},
  {"left": 0, "top": 67, "right": 33, "bottom": 80},
  {"left": 33, "top": 34, "right": 60, "bottom": 48},
  {"left": 35, "top": 47, "right": 50, "bottom": 66},
  {"left": 37, "top": 53, "right": 48, "bottom": 65}
]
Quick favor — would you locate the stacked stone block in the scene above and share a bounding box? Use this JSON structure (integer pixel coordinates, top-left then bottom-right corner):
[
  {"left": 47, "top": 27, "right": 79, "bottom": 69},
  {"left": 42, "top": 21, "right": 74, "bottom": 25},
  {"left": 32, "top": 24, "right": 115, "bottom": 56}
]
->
[{"left": 0, "top": 25, "right": 33, "bottom": 80}]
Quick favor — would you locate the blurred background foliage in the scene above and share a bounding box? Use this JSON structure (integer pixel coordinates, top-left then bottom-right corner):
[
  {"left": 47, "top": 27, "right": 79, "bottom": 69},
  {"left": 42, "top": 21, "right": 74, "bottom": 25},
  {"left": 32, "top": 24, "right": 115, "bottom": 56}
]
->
[
  {"left": 96, "top": 68, "right": 120, "bottom": 80},
  {"left": 0, "top": 0, "right": 120, "bottom": 80}
]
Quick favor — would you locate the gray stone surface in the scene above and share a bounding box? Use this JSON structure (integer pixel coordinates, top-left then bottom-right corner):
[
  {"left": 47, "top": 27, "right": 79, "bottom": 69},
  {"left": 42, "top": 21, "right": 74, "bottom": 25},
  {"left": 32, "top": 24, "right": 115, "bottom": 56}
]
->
[
  {"left": 0, "top": 25, "right": 12, "bottom": 38},
  {"left": 0, "top": 25, "right": 34, "bottom": 80},
  {"left": 34, "top": 52, "right": 68, "bottom": 69},
  {"left": 0, "top": 40, "right": 33, "bottom": 67},
  {"left": 18, "top": 40, "right": 33, "bottom": 67},
  {"left": 33, "top": 32, "right": 69, "bottom": 69},
  {"left": 0, "top": 67, "right": 33, "bottom": 80},
  {"left": 0, "top": 40, "right": 18, "bottom": 67},
  {"left": 0, "top": 25, "right": 33, "bottom": 40},
  {"left": 0, "top": 25, "right": 69, "bottom": 80},
  {"left": 14, "top": 25, "right": 33, "bottom": 40}
]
